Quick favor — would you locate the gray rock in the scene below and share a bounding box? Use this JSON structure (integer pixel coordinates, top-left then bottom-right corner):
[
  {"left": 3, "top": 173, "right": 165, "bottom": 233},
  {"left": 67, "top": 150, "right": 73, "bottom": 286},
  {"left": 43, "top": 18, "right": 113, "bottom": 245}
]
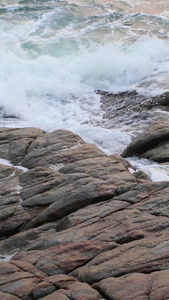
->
[
  {"left": 70, "top": 233, "right": 169, "bottom": 283},
  {"left": 97, "top": 90, "right": 168, "bottom": 134},
  {"left": 0, "top": 164, "right": 15, "bottom": 179},
  {"left": 8, "top": 137, "right": 35, "bottom": 165},
  {"left": 22, "top": 129, "right": 105, "bottom": 169},
  {"left": 0, "top": 127, "right": 44, "bottom": 163},
  {"left": 122, "top": 120, "right": 169, "bottom": 162},
  {"left": 0, "top": 126, "right": 169, "bottom": 299}
]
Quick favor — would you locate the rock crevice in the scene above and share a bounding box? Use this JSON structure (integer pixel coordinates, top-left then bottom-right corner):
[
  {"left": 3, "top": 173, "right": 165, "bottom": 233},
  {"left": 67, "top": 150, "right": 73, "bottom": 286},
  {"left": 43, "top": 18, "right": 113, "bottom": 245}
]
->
[{"left": 0, "top": 127, "right": 169, "bottom": 299}]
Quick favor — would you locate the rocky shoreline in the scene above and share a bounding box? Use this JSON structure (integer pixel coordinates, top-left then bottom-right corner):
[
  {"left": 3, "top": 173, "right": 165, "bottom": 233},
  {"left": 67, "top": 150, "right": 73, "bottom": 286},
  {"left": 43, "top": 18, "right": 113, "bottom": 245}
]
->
[
  {"left": 98, "top": 91, "right": 169, "bottom": 137},
  {"left": 0, "top": 121, "right": 169, "bottom": 299}
]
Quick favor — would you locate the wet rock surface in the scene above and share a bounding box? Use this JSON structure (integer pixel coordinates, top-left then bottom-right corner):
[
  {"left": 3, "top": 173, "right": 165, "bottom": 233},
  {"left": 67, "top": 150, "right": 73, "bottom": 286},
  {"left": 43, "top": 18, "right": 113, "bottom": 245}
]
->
[
  {"left": 98, "top": 90, "right": 169, "bottom": 132},
  {"left": 1, "top": 127, "right": 169, "bottom": 299},
  {"left": 122, "top": 120, "right": 169, "bottom": 162}
]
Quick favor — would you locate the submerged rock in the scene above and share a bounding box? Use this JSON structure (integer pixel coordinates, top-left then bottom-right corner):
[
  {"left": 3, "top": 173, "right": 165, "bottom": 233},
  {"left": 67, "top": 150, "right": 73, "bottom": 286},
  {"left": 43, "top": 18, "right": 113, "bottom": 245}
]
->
[{"left": 0, "top": 126, "right": 169, "bottom": 299}]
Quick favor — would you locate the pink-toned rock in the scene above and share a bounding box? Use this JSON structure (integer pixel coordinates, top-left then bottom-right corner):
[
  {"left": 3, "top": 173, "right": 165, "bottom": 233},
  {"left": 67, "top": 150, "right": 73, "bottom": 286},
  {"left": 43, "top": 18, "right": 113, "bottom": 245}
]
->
[
  {"left": 70, "top": 233, "right": 169, "bottom": 283},
  {"left": 14, "top": 240, "right": 116, "bottom": 275},
  {"left": 11, "top": 260, "right": 46, "bottom": 278},
  {"left": 38, "top": 291, "right": 70, "bottom": 300},
  {"left": 42, "top": 274, "right": 103, "bottom": 300},
  {"left": 0, "top": 261, "right": 41, "bottom": 299},
  {"left": 13, "top": 206, "right": 169, "bottom": 254},
  {"left": 94, "top": 269, "right": 169, "bottom": 300},
  {"left": 0, "top": 291, "right": 20, "bottom": 299},
  {"left": 33, "top": 281, "right": 56, "bottom": 300},
  {"left": 1, "top": 126, "right": 169, "bottom": 299}
]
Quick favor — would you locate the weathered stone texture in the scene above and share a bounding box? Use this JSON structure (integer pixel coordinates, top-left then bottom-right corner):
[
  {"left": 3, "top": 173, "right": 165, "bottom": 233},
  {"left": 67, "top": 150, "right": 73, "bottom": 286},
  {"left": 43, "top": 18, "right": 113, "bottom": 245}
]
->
[
  {"left": 122, "top": 120, "right": 169, "bottom": 162},
  {"left": 0, "top": 127, "right": 169, "bottom": 299}
]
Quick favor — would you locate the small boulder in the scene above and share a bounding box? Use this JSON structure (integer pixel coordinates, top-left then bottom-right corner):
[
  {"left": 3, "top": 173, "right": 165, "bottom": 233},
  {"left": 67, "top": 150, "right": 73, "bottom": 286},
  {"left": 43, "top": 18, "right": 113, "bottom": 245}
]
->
[{"left": 122, "top": 121, "right": 169, "bottom": 162}]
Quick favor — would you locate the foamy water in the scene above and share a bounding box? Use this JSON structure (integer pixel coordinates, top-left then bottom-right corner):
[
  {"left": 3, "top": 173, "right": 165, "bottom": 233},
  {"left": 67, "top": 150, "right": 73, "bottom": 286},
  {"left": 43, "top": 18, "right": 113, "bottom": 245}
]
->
[{"left": 0, "top": 0, "right": 169, "bottom": 180}]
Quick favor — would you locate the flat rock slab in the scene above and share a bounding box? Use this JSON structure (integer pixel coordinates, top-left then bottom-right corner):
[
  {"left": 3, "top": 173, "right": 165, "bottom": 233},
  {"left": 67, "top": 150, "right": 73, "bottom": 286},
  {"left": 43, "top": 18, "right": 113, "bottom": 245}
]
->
[{"left": 0, "top": 127, "right": 169, "bottom": 299}]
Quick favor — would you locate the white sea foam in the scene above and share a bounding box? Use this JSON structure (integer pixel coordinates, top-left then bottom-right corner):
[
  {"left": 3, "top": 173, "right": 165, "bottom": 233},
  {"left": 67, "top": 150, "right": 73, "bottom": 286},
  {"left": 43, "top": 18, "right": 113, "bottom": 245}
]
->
[
  {"left": 0, "top": 159, "right": 13, "bottom": 167},
  {"left": 0, "top": 252, "right": 18, "bottom": 262},
  {"left": 0, "top": 159, "right": 28, "bottom": 173},
  {"left": 128, "top": 157, "right": 169, "bottom": 182},
  {"left": 0, "top": 1, "right": 169, "bottom": 181},
  {"left": 0, "top": 38, "right": 169, "bottom": 157}
]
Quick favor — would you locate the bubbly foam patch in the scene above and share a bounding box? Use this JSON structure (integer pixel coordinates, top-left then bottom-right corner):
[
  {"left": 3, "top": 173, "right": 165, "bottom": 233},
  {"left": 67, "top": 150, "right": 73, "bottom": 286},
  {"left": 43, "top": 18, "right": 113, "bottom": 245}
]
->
[
  {"left": 0, "top": 36, "right": 169, "bottom": 153},
  {"left": 0, "top": 1, "right": 169, "bottom": 181},
  {"left": 128, "top": 157, "right": 169, "bottom": 182}
]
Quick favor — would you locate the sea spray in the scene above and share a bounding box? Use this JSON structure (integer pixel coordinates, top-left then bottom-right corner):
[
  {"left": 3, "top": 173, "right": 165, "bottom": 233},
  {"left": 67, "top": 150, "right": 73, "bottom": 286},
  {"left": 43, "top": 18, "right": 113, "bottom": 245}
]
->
[{"left": 0, "top": 0, "right": 169, "bottom": 180}]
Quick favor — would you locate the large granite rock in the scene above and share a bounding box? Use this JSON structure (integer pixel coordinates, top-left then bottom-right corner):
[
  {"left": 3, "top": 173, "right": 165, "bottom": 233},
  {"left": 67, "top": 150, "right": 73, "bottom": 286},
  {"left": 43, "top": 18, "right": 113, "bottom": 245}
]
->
[{"left": 0, "top": 127, "right": 169, "bottom": 299}]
